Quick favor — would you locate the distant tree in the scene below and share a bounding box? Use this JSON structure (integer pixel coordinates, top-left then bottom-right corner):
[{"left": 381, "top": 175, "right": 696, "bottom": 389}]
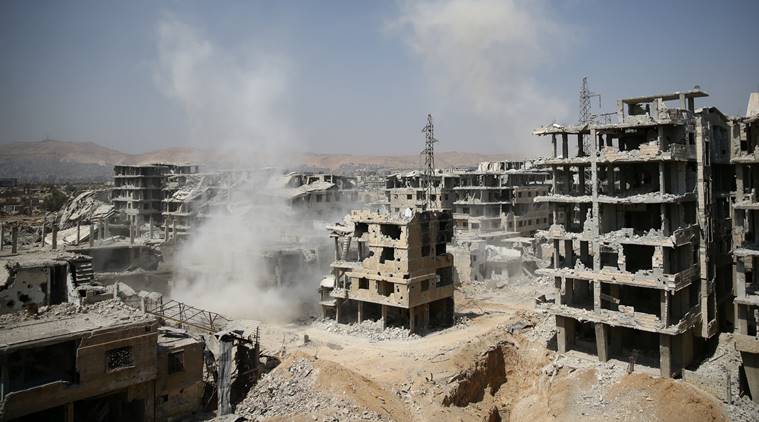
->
[{"left": 43, "top": 189, "right": 69, "bottom": 212}]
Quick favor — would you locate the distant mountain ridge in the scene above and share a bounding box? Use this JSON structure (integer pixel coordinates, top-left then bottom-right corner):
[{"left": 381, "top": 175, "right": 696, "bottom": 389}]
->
[{"left": 0, "top": 139, "right": 517, "bottom": 182}]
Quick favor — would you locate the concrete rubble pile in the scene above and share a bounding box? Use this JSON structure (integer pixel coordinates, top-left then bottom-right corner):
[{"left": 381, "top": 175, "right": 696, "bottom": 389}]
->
[{"left": 236, "top": 357, "right": 386, "bottom": 421}]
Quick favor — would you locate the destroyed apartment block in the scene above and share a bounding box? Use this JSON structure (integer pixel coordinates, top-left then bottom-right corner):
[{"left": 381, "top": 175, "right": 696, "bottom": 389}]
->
[
  {"left": 533, "top": 89, "right": 733, "bottom": 378},
  {"left": 320, "top": 209, "right": 455, "bottom": 333},
  {"left": 453, "top": 161, "right": 551, "bottom": 237},
  {"left": 162, "top": 171, "right": 247, "bottom": 240},
  {"left": 384, "top": 170, "right": 457, "bottom": 213},
  {"left": 0, "top": 301, "right": 212, "bottom": 422},
  {"left": 0, "top": 251, "right": 95, "bottom": 315},
  {"left": 730, "top": 92, "right": 759, "bottom": 402},
  {"left": 284, "top": 172, "right": 360, "bottom": 217},
  {"left": 112, "top": 164, "right": 198, "bottom": 236}
]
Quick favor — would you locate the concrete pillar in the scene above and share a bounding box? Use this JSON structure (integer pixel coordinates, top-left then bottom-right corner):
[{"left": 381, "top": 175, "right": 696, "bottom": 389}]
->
[
  {"left": 357, "top": 301, "right": 364, "bottom": 323},
  {"left": 40, "top": 223, "right": 46, "bottom": 248},
  {"left": 0, "top": 223, "right": 4, "bottom": 251},
  {"left": 409, "top": 306, "right": 416, "bottom": 333},
  {"left": 660, "top": 290, "right": 670, "bottom": 326},
  {"left": 553, "top": 239, "right": 561, "bottom": 269},
  {"left": 104, "top": 220, "right": 109, "bottom": 239},
  {"left": 421, "top": 303, "right": 429, "bottom": 332},
  {"left": 335, "top": 300, "right": 342, "bottom": 324},
  {"left": 172, "top": 218, "right": 177, "bottom": 241},
  {"left": 381, "top": 304, "right": 388, "bottom": 330},
  {"left": 552, "top": 134, "right": 557, "bottom": 158},
  {"left": 561, "top": 133, "right": 569, "bottom": 158},
  {"left": 51, "top": 224, "right": 57, "bottom": 250},
  {"left": 89, "top": 224, "right": 94, "bottom": 247},
  {"left": 149, "top": 216, "right": 153, "bottom": 239},
  {"left": 11, "top": 226, "right": 18, "bottom": 254},
  {"left": 660, "top": 334, "right": 673, "bottom": 378},
  {"left": 129, "top": 222, "right": 135, "bottom": 245},
  {"left": 594, "top": 280, "right": 602, "bottom": 311},
  {"left": 556, "top": 315, "right": 575, "bottom": 353},
  {"left": 76, "top": 222, "right": 80, "bottom": 245},
  {"left": 595, "top": 323, "right": 610, "bottom": 362},
  {"left": 164, "top": 220, "right": 169, "bottom": 241},
  {"left": 551, "top": 166, "right": 557, "bottom": 193}
]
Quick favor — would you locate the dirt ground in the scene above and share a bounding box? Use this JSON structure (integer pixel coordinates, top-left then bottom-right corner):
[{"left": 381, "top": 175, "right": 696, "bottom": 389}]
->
[{"left": 235, "top": 275, "right": 752, "bottom": 422}]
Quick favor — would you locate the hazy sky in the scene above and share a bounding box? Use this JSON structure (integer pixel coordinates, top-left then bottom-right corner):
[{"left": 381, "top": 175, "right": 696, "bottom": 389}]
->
[{"left": 1, "top": 0, "right": 758, "bottom": 156}]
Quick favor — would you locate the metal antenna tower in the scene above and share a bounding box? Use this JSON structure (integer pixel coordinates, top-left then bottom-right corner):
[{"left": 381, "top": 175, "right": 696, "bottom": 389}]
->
[
  {"left": 579, "top": 76, "right": 601, "bottom": 124},
  {"left": 421, "top": 114, "right": 438, "bottom": 209}
]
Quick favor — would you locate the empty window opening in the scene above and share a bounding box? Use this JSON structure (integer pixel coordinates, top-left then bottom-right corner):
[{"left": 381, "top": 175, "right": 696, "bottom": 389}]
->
[
  {"left": 560, "top": 278, "right": 593, "bottom": 310},
  {"left": 358, "top": 277, "right": 369, "bottom": 290},
  {"left": 8, "top": 341, "right": 77, "bottom": 393},
  {"left": 168, "top": 351, "right": 185, "bottom": 374},
  {"left": 436, "top": 267, "right": 453, "bottom": 287},
  {"left": 623, "top": 244, "right": 655, "bottom": 272},
  {"left": 380, "top": 247, "right": 395, "bottom": 263},
  {"left": 421, "top": 245, "right": 431, "bottom": 257},
  {"left": 377, "top": 281, "right": 393, "bottom": 297},
  {"left": 601, "top": 284, "right": 661, "bottom": 318},
  {"left": 436, "top": 243, "right": 447, "bottom": 256},
  {"left": 354, "top": 222, "right": 369, "bottom": 238},
  {"left": 380, "top": 224, "right": 402, "bottom": 240},
  {"left": 421, "top": 279, "right": 429, "bottom": 291},
  {"left": 106, "top": 346, "right": 134, "bottom": 371}
]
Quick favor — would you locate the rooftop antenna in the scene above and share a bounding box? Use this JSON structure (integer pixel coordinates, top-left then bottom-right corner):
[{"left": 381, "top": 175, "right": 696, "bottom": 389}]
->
[
  {"left": 421, "top": 114, "right": 438, "bottom": 209},
  {"left": 579, "top": 76, "right": 601, "bottom": 125}
]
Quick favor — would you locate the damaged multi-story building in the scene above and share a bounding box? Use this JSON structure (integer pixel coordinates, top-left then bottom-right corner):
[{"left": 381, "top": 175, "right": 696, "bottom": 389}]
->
[
  {"left": 0, "top": 251, "right": 95, "bottom": 314},
  {"left": 284, "top": 173, "right": 360, "bottom": 217},
  {"left": 320, "top": 209, "right": 455, "bottom": 333},
  {"left": 0, "top": 301, "right": 208, "bottom": 422},
  {"left": 112, "top": 164, "right": 198, "bottom": 230},
  {"left": 452, "top": 161, "right": 551, "bottom": 237},
  {"left": 534, "top": 88, "right": 733, "bottom": 378},
  {"left": 383, "top": 171, "right": 458, "bottom": 213},
  {"left": 730, "top": 92, "right": 759, "bottom": 402}
]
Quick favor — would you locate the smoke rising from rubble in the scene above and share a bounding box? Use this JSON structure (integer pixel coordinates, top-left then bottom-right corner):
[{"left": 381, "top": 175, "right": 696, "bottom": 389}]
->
[
  {"left": 156, "top": 16, "right": 328, "bottom": 322},
  {"left": 391, "top": 0, "right": 571, "bottom": 154}
]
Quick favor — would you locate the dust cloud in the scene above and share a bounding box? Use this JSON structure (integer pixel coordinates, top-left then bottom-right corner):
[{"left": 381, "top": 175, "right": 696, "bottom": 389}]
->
[{"left": 156, "top": 15, "right": 341, "bottom": 322}]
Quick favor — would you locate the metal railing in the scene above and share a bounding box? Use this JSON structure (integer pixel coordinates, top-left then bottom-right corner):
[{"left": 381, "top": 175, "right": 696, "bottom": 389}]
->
[{"left": 145, "top": 299, "right": 230, "bottom": 333}]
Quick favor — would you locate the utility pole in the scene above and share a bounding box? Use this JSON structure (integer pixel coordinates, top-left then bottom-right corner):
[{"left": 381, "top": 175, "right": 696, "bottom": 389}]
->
[{"left": 421, "top": 114, "right": 438, "bottom": 210}]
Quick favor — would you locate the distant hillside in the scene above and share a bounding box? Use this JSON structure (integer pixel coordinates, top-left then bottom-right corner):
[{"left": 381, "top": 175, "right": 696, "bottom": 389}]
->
[{"left": 0, "top": 139, "right": 517, "bottom": 182}]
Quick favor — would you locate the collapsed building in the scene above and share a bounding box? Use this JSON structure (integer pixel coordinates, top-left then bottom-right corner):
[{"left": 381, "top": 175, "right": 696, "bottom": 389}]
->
[
  {"left": 534, "top": 89, "right": 733, "bottom": 377},
  {"left": 162, "top": 171, "right": 249, "bottom": 240},
  {"left": 320, "top": 209, "right": 455, "bottom": 333},
  {"left": 452, "top": 161, "right": 551, "bottom": 237},
  {"left": 730, "top": 92, "right": 759, "bottom": 402},
  {"left": 284, "top": 173, "right": 359, "bottom": 217}
]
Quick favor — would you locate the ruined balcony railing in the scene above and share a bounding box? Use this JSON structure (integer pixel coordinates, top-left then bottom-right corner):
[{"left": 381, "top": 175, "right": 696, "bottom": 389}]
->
[{"left": 145, "top": 299, "right": 230, "bottom": 333}]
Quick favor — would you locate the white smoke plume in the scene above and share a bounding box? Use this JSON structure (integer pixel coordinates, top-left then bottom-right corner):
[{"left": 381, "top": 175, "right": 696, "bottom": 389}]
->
[
  {"left": 155, "top": 16, "right": 330, "bottom": 322},
  {"left": 390, "top": 0, "right": 572, "bottom": 154}
]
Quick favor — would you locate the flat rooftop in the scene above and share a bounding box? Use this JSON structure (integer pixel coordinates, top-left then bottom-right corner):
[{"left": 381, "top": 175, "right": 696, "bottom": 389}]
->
[
  {"left": 0, "top": 299, "right": 155, "bottom": 351},
  {"left": 621, "top": 89, "right": 708, "bottom": 104}
]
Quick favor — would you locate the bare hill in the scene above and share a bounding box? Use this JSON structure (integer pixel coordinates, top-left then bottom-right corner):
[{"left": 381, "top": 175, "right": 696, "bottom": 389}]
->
[{"left": 0, "top": 139, "right": 518, "bottom": 181}]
